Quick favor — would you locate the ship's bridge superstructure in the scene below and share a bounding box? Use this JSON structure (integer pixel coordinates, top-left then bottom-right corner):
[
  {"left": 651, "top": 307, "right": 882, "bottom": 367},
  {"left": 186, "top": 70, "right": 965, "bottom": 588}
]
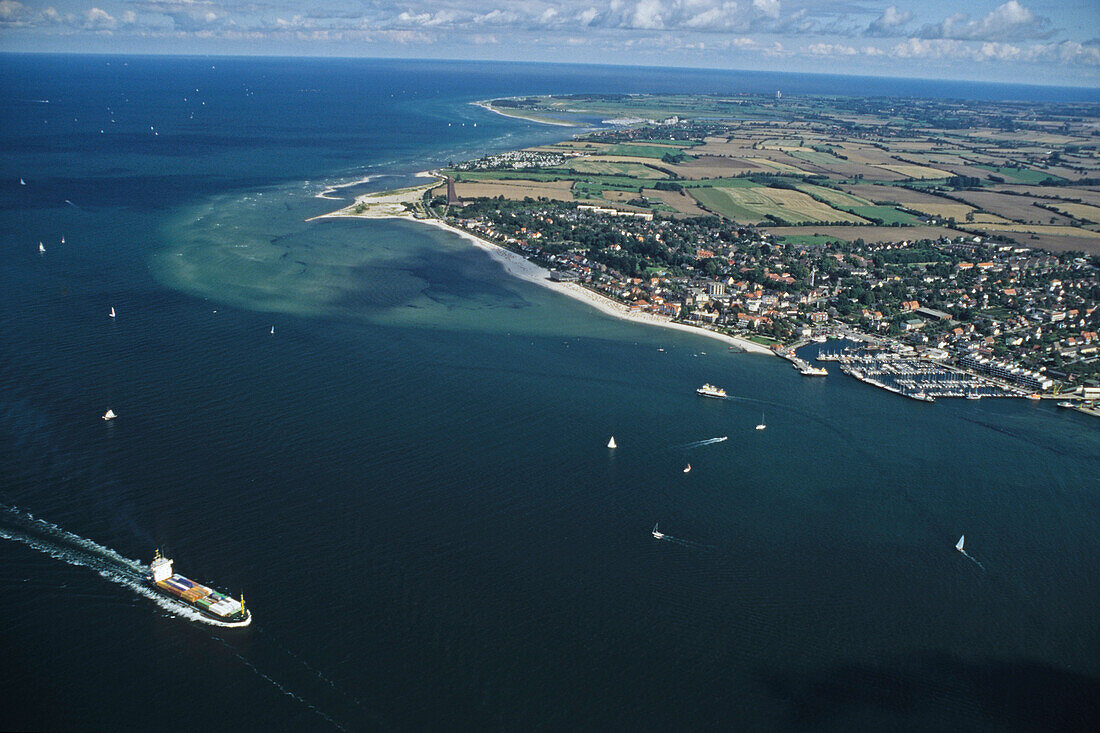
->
[{"left": 150, "top": 550, "right": 173, "bottom": 582}]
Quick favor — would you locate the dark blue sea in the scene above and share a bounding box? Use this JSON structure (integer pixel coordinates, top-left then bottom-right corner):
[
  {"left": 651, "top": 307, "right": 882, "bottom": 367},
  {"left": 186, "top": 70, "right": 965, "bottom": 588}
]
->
[{"left": 1, "top": 54, "right": 1098, "bottom": 731}]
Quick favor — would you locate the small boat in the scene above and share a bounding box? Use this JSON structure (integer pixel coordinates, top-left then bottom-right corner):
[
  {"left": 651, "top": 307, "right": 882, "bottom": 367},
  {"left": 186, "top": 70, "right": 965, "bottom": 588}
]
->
[
  {"left": 652, "top": 523, "right": 664, "bottom": 539},
  {"left": 38, "top": 242, "right": 46, "bottom": 253},
  {"left": 1027, "top": 394, "right": 1041, "bottom": 400},
  {"left": 683, "top": 464, "right": 691, "bottom": 473},
  {"left": 1057, "top": 401, "right": 1075, "bottom": 408},
  {"left": 108, "top": 306, "right": 116, "bottom": 318},
  {"left": 103, "top": 409, "right": 117, "bottom": 421},
  {"left": 607, "top": 436, "right": 617, "bottom": 449},
  {"left": 755, "top": 413, "right": 766, "bottom": 430},
  {"left": 955, "top": 535, "right": 965, "bottom": 552},
  {"left": 966, "top": 393, "right": 981, "bottom": 400}
]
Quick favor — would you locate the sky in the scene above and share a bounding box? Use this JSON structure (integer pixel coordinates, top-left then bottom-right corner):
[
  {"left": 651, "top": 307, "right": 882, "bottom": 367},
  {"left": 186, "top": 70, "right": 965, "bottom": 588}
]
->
[{"left": 1, "top": 1, "right": 1098, "bottom": 87}]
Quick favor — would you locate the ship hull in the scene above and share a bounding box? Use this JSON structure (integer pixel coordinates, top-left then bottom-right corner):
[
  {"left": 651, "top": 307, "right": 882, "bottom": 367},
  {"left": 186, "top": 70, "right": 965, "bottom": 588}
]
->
[{"left": 146, "top": 578, "right": 251, "bottom": 626}]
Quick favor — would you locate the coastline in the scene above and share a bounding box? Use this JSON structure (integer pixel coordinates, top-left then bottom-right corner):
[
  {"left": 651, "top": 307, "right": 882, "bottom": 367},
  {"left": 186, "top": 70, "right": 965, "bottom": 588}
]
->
[
  {"left": 409, "top": 218, "right": 774, "bottom": 355},
  {"left": 472, "top": 101, "right": 578, "bottom": 128}
]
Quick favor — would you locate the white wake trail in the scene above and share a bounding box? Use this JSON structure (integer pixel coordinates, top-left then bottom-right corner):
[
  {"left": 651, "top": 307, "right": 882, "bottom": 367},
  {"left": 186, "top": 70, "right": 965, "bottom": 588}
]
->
[{"left": 0, "top": 507, "right": 245, "bottom": 628}]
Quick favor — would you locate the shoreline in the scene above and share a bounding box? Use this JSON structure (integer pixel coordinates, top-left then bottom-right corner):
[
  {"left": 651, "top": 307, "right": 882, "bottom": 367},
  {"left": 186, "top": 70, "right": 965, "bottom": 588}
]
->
[
  {"left": 308, "top": 173, "right": 772, "bottom": 354},
  {"left": 410, "top": 218, "right": 774, "bottom": 355},
  {"left": 472, "top": 101, "right": 578, "bottom": 128}
]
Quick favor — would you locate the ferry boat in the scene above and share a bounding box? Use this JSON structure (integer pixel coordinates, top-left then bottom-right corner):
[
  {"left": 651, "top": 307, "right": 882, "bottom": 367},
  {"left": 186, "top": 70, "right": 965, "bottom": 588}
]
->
[
  {"left": 696, "top": 383, "right": 727, "bottom": 398},
  {"left": 800, "top": 365, "right": 828, "bottom": 376},
  {"left": 147, "top": 550, "right": 250, "bottom": 625}
]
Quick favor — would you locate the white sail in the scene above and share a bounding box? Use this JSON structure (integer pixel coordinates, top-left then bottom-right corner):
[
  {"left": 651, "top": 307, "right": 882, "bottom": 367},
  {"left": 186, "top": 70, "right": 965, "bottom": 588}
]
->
[
  {"left": 270, "top": 326, "right": 275, "bottom": 335},
  {"left": 60, "top": 235, "right": 65, "bottom": 244},
  {"left": 683, "top": 464, "right": 691, "bottom": 473},
  {"left": 108, "top": 307, "right": 115, "bottom": 318},
  {"left": 38, "top": 242, "right": 46, "bottom": 253},
  {"left": 956, "top": 535, "right": 965, "bottom": 552},
  {"left": 607, "top": 436, "right": 617, "bottom": 449},
  {"left": 20, "top": 178, "right": 26, "bottom": 185},
  {"left": 103, "top": 409, "right": 117, "bottom": 421}
]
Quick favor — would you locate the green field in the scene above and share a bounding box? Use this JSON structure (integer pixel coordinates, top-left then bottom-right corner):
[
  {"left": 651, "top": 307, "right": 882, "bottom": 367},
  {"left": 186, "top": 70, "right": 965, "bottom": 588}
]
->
[
  {"left": 452, "top": 170, "right": 574, "bottom": 182},
  {"left": 605, "top": 144, "right": 696, "bottom": 160},
  {"left": 849, "top": 205, "right": 923, "bottom": 225},
  {"left": 976, "top": 165, "right": 1065, "bottom": 184},
  {"left": 690, "top": 187, "right": 768, "bottom": 221},
  {"left": 567, "top": 159, "right": 666, "bottom": 179},
  {"left": 791, "top": 150, "right": 843, "bottom": 167},
  {"left": 681, "top": 178, "right": 761, "bottom": 189},
  {"left": 793, "top": 183, "right": 872, "bottom": 208},
  {"left": 775, "top": 233, "right": 850, "bottom": 245},
  {"left": 629, "top": 138, "right": 705, "bottom": 147},
  {"left": 688, "top": 184, "right": 866, "bottom": 224}
]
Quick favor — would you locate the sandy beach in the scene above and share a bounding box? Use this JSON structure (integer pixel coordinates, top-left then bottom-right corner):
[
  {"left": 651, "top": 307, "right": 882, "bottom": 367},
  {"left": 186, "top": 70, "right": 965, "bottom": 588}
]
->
[
  {"left": 414, "top": 218, "right": 774, "bottom": 355},
  {"left": 307, "top": 172, "right": 442, "bottom": 221},
  {"left": 472, "top": 101, "right": 578, "bottom": 128},
  {"left": 308, "top": 175, "right": 772, "bottom": 355}
]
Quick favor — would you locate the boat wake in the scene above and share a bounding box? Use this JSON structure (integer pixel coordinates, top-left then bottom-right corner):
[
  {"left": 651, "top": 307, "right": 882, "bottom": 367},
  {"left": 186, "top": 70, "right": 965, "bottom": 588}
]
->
[
  {"left": 653, "top": 530, "right": 713, "bottom": 551},
  {"left": 958, "top": 548, "right": 985, "bottom": 571},
  {"left": 681, "top": 436, "right": 728, "bottom": 448},
  {"left": 955, "top": 535, "right": 985, "bottom": 571},
  {"left": 0, "top": 504, "right": 246, "bottom": 628}
]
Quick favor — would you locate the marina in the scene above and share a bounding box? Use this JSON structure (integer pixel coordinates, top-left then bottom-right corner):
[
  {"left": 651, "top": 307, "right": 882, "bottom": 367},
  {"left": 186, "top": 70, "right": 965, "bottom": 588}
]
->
[{"left": 823, "top": 346, "right": 1022, "bottom": 402}]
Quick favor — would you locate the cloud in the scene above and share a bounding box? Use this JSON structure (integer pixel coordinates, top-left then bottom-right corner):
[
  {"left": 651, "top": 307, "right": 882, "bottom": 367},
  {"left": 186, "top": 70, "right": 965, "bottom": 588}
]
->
[
  {"left": 135, "top": 1, "right": 229, "bottom": 32},
  {"left": 0, "top": 0, "right": 25, "bottom": 22},
  {"left": 752, "top": 0, "right": 780, "bottom": 21},
  {"left": 918, "top": 1, "right": 1052, "bottom": 42},
  {"left": 83, "top": 7, "right": 116, "bottom": 30},
  {"left": 866, "top": 5, "right": 911, "bottom": 37},
  {"left": 807, "top": 42, "right": 857, "bottom": 56},
  {"left": 889, "top": 36, "right": 1100, "bottom": 66}
]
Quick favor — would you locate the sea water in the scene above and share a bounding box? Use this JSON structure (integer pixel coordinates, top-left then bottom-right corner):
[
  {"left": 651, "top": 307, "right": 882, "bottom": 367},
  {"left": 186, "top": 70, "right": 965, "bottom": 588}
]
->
[{"left": 1, "top": 54, "right": 1098, "bottom": 731}]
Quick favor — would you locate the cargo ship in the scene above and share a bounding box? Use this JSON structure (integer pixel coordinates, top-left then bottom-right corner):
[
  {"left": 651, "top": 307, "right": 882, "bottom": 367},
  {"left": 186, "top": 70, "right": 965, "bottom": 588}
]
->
[
  {"left": 147, "top": 550, "right": 250, "bottom": 626},
  {"left": 696, "top": 383, "right": 727, "bottom": 398}
]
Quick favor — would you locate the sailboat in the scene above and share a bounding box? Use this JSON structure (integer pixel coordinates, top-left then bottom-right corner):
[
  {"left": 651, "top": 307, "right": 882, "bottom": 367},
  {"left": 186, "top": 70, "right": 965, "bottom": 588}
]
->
[
  {"left": 19, "top": 178, "right": 26, "bottom": 186},
  {"left": 270, "top": 326, "right": 275, "bottom": 335},
  {"left": 60, "top": 235, "right": 65, "bottom": 245},
  {"left": 607, "top": 436, "right": 617, "bottom": 449},
  {"left": 108, "top": 306, "right": 116, "bottom": 318},
  {"left": 955, "top": 535, "right": 965, "bottom": 552},
  {"left": 38, "top": 242, "right": 46, "bottom": 253},
  {"left": 651, "top": 523, "right": 664, "bottom": 539},
  {"left": 755, "top": 412, "right": 766, "bottom": 430},
  {"left": 683, "top": 464, "right": 691, "bottom": 473},
  {"left": 102, "top": 409, "right": 117, "bottom": 421}
]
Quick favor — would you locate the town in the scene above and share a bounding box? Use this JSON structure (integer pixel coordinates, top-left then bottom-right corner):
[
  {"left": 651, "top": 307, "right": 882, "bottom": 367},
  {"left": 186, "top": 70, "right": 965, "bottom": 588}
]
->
[{"left": 417, "top": 95, "right": 1100, "bottom": 411}]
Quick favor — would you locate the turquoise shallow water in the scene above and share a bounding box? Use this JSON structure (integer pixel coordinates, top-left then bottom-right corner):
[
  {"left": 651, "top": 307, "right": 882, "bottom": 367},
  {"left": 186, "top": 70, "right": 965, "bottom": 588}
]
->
[{"left": 1, "top": 55, "right": 1098, "bottom": 731}]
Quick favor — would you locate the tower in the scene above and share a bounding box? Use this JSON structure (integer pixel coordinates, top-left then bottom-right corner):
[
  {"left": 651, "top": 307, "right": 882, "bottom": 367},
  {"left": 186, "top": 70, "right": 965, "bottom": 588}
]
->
[{"left": 150, "top": 549, "right": 173, "bottom": 582}]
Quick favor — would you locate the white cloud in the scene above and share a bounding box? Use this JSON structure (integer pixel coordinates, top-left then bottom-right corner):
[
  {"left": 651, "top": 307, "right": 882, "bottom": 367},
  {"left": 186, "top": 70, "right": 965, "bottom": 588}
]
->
[
  {"left": 867, "top": 5, "right": 911, "bottom": 37},
  {"left": 918, "top": 1, "right": 1051, "bottom": 42},
  {"left": 83, "top": 7, "right": 116, "bottom": 30},
  {"left": 0, "top": 0, "right": 25, "bottom": 22},
  {"left": 807, "top": 42, "right": 857, "bottom": 56},
  {"left": 631, "top": 0, "right": 665, "bottom": 29},
  {"left": 752, "top": 0, "right": 779, "bottom": 21}
]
